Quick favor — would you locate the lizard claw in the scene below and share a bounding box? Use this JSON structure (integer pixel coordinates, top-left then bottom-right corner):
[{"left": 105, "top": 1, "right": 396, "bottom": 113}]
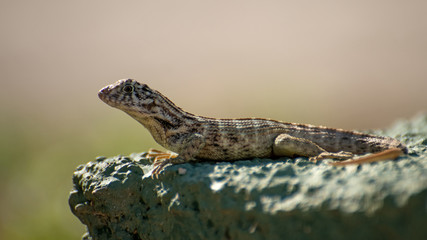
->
[
  {"left": 151, "top": 158, "right": 173, "bottom": 179},
  {"left": 150, "top": 154, "right": 187, "bottom": 179}
]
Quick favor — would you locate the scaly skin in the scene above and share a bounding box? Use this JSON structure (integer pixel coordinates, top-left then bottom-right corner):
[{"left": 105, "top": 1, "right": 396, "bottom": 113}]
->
[{"left": 98, "top": 79, "right": 407, "bottom": 177}]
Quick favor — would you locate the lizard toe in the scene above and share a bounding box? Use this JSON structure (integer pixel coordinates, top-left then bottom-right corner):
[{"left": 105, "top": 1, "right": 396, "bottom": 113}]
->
[{"left": 151, "top": 159, "right": 173, "bottom": 178}]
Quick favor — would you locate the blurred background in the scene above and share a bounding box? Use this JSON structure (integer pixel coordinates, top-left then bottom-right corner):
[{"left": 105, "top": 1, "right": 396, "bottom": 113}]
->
[{"left": 0, "top": 0, "right": 426, "bottom": 239}]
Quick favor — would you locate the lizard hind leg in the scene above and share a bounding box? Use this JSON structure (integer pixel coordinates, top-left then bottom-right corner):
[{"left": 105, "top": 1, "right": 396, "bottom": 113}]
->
[
  {"left": 309, "top": 151, "right": 353, "bottom": 162},
  {"left": 273, "top": 134, "right": 353, "bottom": 162}
]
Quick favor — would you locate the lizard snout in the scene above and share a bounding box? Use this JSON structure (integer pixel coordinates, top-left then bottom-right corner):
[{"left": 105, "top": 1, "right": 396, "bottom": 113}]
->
[{"left": 98, "top": 86, "right": 112, "bottom": 99}]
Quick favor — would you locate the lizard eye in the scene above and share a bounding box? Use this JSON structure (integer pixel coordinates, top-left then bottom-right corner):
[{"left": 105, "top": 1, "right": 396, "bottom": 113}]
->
[{"left": 122, "top": 85, "right": 134, "bottom": 93}]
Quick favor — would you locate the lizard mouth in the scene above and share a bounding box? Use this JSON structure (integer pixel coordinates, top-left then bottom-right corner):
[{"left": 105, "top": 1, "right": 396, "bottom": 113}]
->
[
  {"left": 98, "top": 86, "right": 118, "bottom": 107},
  {"left": 98, "top": 86, "right": 109, "bottom": 100}
]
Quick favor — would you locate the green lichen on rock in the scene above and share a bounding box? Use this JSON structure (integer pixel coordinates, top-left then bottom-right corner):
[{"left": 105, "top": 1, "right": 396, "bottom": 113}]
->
[{"left": 69, "top": 114, "right": 427, "bottom": 240}]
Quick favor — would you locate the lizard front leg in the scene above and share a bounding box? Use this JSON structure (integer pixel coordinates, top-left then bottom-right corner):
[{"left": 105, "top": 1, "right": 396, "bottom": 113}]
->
[
  {"left": 146, "top": 149, "right": 178, "bottom": 162},
  {"left": 273, "top": 133, "right": 353, "bottom": 162},
  {"left": 152, "top": 133, "right": 205, "bottom": 178}
]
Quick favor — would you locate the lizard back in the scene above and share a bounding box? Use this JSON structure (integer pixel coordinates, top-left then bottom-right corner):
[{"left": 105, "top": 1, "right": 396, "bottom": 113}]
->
[{"left": 98, "top": 79, "right": 407, "bottom": 161}]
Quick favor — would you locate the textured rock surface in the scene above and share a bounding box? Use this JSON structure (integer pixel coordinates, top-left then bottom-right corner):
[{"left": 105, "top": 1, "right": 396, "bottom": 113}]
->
[{"left": 69, "top": 114, "right": 427, "bottom": 240}]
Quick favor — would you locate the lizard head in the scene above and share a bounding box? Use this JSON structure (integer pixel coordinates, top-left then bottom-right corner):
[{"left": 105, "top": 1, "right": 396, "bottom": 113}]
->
[
  {"left": 98, "top": 79, "right": 160, "bottom": 116},
  {"left": 99, "top": 79, "right": 189, "bottom": 146}
]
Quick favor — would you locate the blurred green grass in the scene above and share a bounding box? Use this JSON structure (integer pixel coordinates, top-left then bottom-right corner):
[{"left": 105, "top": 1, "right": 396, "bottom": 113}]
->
[
  {"left": 0, "top": 1, "right": 425, "bottom": 239},
  {"left": 0, "top": 111, "right": 158, "bottom": 240}
]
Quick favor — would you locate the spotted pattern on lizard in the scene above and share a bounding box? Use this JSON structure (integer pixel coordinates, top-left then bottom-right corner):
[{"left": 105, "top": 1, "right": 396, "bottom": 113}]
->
[{"left": 98, "top": 79, "right": 407, "bottom": 177}]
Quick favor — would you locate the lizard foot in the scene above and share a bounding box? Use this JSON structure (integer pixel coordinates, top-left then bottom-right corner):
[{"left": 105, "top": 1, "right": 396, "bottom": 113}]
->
[
  {"left": 309, "top": 151, "right": 354, "bottom": 162},
  {"left": 146, "top": 148, "right": 178, "bottom": 164},
  {"left": 329, "top": 148, "right": 403, "bottom": 166},
  {"left": 151, "top": 158, "right": 174, "bottom": 179},
  {"left": 151, "top": 155, "right": 186, "bottom": 179}
]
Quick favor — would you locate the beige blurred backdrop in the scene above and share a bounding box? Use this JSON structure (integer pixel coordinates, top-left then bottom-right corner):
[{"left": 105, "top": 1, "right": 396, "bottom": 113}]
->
[{"left": 0, "top": 0, "right": 426, "bottom": 239}]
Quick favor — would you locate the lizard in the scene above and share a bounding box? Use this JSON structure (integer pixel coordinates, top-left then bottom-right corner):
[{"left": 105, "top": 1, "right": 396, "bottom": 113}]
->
[{"left": 98, "top": 79, "right": 407, "bottom": 178}]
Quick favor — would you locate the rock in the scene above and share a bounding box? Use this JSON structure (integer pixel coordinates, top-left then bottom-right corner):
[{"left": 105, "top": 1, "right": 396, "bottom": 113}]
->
[{"left": 69, "top": 114, "right": 427, "bottom": 240}]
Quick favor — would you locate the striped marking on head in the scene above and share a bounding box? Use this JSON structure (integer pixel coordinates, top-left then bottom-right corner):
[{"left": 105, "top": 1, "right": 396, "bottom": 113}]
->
[{"left": 98, "top": 79, "right": 157, "bottom": 113}]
